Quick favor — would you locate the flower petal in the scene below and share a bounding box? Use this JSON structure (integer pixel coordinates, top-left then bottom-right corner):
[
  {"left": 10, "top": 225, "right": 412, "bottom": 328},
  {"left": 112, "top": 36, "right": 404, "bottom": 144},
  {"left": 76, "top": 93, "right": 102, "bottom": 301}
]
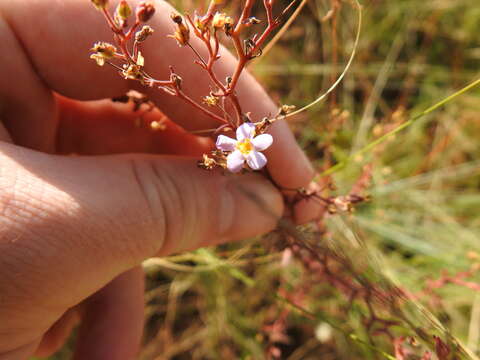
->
[
  {"left": 252, "top": 134, "right": 273, "bottom": 151},
  {"left": 216, "top": 135, "right": 237, "bottom": 152},
  {"left": 227, "top": 150, "right": 245, "bottom": 173},
  {"left": 246, "top": 151, "right": 267, "bottom": 170},
  {"left": 236, "top": 122, "right": 256, "bottom": 141}
]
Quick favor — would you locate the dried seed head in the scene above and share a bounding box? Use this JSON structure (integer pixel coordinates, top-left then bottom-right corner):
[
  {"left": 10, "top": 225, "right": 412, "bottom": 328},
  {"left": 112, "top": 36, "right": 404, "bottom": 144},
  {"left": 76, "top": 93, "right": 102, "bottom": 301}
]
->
[
  {"left": 90, "top": 54, "right": 106, "bottom": 66},
  {"left": 136, "top": 52, "right": 145, "bottom": 67},
  {"left": 279, "top": 104, "right": 296, "bottom": 115},
  {"left": 150, "top": 120, "right": 167, "bottom": 131},
  {"left": 332, "top": 196, "right": 353, "bottom": 213},
  {"left": 245, "top": 38, "right": 255, "bottom": 53},
  {"left": 198, "top": 154, "right": 217, "bottom": 170},
  {"left": 135, "top": 25, "right": 154, "bottom": 41},
  {"left": 243, "top": 17, "right": 261, "bottom": 26},
  {"left": 91, "top": 42, "right": 117, "bottom": 58},
  {"left": 90, "top": 42, "right": 117, "bottom": 66},
  {"left": 136, "top": 1, "right": 156, "bottom": 22},
  {"left": 203, "top": 94, "right": 219, "bottom": 107},
  {"left": 91, "top": 0, "right": 109, "bottom": 10},
  {"left": 122, "top": 64, "right": 143, "bottom": 81},
  {"left": 224, "top": 20, "right": 234, "bottom": 36},
  {"left": 254, "top": 117, "right": 271, "bottom": 134},
  {"left": 212, "top": 12, "right": 233, "bottom": 29}
]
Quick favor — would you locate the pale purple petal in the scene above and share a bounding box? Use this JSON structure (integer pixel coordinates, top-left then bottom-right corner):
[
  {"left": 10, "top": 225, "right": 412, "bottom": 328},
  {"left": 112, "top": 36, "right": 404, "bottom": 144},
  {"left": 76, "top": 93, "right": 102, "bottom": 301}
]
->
[
  {"left": 251, "top": 134, "right": 273, "bottom": 151},
  {"left": 216, "top": 135, "right": 237, "bottom": 152},
  {"left": 236, "top": 122, "right": 256, "bottom": 141},
  {"left": 227, "top": 150, "right": 245, "bottom": 173},
  {"left": 246, "top": 151, "right": 267, "bottom": 170}
]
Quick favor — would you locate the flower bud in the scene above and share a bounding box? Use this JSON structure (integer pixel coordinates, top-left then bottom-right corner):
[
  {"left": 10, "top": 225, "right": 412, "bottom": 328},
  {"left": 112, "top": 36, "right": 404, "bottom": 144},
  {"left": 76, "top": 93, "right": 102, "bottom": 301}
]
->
[
  {"left": 168, "top": 15, "right": 190, "bottom": 46},
  {"left": 116, "top": 0, "right": 132, "bottom": 21},
  {"left": 172, "top": 25, "right": 189, "bottom": 46},
  {"left": 170, "top": 13, "right": 183, "bottom": 24},
  {"left": 136, "top": 1, "right": 156, "bottom": 22},
  {"left": 91, "top": 0, "right": 109, "bottom": 10}
]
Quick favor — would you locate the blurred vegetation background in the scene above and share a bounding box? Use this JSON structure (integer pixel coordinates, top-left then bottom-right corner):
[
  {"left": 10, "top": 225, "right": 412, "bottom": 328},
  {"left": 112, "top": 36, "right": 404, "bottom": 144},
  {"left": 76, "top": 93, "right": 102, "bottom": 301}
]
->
[{"left": 43, "top": 0, "right": 480, "bottom": 358}]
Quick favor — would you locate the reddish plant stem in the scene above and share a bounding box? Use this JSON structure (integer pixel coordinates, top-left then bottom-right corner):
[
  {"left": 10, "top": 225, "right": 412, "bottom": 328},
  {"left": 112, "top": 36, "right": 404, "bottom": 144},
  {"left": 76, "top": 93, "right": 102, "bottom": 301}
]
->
[
  {"left": 100, "top": 7, "right": 230, "bottom": 127},
  {"left": 125, "top": 21, "right": 140, "bottom": 39},
  {"left": 264, "top": 0, "right": 275, "bottom": 23},
  {"left": 228, "top": 37, "right": 248, "bottom": 94},
  {"left": 99, "top": 0, "right": 288, "bottom": 131},
  {"left": 187, "top": 43, "right": 209, "bottom": 68},
  {"left": 118, "top": 39, "right": 135, "bottom": 62},
  {"left": 227, "top": 0, "right": 256, "bottom": 93},
  {"left": 227, "top": 0, "right": 279, "bottom": 95},
  {"left": 133, "top": 40, "right": 140, "bottom": 59},
  {"left": 102, "top": 8, "right": 122, "bottom": 34},
  {"left": 201, "top": 0, "right": 220, "bottom": 25},
  {"left": 147, "top": 79, "right": 175, "bottom": 86},
  {"left": 186, "top": 16, "right": 225, "bottom": 92},
  {"left": 102, "top": 9, "right": 137, "bottom": 64},
  {"left": 213, "top": 29, "right": 220, "bottom": 57},
  {"left": 186, "top": 15, "right": 244, "bottom": 125},
  {"left": 234, "top": 0, "right": 257, "bottom": 35},
  {"left": 248, "top": 0, "right": 280, "bottom": 56},
  {"left": 174, "top": 87, "right": 228, "bottom": 124}
]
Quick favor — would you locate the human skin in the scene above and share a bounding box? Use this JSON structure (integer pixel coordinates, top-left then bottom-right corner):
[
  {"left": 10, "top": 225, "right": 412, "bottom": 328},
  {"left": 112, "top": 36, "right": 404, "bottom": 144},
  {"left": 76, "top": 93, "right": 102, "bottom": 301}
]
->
[{"left": 0, "top": 0, "right": 319, "bottom": 359}]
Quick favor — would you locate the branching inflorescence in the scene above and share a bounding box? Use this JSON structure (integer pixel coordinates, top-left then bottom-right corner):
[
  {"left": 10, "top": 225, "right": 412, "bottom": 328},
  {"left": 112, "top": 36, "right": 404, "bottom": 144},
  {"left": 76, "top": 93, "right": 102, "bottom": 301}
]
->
[
  {"left": 89, "top": 0, "right": 298, "bottom": 173},
  {"left": 88, "top": 1, "right": 473, "bottom": 358}
]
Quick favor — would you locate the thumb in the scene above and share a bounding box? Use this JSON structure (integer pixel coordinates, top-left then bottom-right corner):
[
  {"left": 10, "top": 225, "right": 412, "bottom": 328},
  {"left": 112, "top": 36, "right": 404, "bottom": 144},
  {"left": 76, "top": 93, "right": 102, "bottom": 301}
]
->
[{"left": 0, "top": 142, "right": 282, "bottom": 334}]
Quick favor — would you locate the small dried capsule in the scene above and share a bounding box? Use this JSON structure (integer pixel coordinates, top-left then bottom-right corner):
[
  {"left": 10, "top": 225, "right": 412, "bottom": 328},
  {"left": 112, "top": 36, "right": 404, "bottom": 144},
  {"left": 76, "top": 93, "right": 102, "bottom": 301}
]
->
[
  {"left": 116, "top": 0, "right": 132, "bottom": 20},
  {"left": 136, "top": 1, "right": 156, "bottom": 22},
  {"left": 135, "top": 25, "right": 154, "bottom": 42}
]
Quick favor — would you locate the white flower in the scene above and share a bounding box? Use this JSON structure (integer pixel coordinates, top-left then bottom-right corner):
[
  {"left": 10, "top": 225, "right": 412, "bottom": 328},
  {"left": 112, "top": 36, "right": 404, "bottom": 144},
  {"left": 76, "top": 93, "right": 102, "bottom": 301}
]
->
[{"left": 216, "top": 122, "right": 273, "bottom": 173}]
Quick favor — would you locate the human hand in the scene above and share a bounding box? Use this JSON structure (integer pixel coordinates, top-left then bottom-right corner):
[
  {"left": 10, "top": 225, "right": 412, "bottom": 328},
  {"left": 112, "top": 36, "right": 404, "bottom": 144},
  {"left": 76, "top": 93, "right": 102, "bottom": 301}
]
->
[{"left": 0, "top": 1, "right": 315, "bottom": 359}]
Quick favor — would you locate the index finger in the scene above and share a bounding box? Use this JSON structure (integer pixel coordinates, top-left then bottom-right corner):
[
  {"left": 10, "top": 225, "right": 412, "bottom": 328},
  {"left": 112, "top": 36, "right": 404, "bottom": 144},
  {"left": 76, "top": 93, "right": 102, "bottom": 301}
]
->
[{"left": 1, "top": 0, "right": 313, "bottom": 188}]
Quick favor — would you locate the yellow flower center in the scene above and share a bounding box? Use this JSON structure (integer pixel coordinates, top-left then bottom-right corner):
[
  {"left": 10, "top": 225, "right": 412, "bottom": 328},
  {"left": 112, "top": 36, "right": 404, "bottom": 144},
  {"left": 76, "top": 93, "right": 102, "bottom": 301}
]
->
[{"left": 236, "top": 139, "right": 253, "bottom": 155}]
